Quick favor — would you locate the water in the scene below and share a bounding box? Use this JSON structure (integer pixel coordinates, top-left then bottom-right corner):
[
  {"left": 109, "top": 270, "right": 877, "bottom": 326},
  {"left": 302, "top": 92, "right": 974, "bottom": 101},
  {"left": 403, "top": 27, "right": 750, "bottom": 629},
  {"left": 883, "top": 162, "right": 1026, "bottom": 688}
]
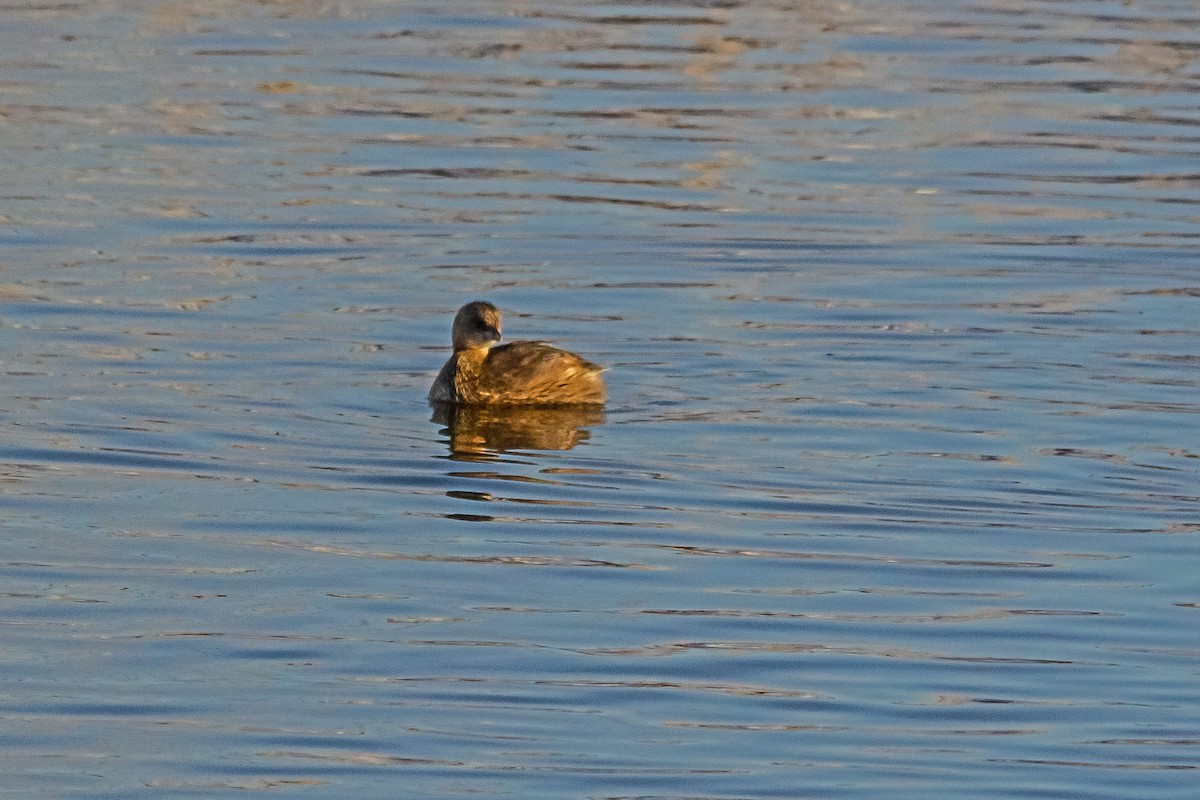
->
[{"left": 1, "top": 1, "right": 1198, "bottom": 798}]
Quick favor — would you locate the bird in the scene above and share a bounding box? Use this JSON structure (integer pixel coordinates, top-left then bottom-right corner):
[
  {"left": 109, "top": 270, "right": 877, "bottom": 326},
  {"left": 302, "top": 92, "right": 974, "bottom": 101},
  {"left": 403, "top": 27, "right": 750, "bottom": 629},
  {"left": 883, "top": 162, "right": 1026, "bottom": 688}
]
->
[{"left": 429, "top": 301, "right": 606, "bottom": 405}]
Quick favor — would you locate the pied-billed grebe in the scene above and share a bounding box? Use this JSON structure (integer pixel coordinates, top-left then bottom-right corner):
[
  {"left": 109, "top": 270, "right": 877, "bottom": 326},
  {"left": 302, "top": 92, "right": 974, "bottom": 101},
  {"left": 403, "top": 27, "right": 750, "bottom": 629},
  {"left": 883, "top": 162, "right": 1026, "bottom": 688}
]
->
[{"left": 429, "top": 301, "right": 606, "bottom": 405}]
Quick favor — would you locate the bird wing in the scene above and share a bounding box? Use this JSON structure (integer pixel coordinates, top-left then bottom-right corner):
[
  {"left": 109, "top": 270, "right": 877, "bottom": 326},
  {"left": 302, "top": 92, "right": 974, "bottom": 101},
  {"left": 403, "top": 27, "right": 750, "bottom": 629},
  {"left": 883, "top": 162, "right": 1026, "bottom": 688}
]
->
[{"left": 482, "top": 341, "right": 605, "bottom": 403}]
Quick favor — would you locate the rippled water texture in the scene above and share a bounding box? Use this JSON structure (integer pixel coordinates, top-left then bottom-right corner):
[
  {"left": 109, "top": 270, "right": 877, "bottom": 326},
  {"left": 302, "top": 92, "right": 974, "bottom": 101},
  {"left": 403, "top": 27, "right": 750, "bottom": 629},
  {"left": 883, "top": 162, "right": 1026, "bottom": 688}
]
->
[{"left": 1, "top": 1, "right": 1198, "bottom": 798}]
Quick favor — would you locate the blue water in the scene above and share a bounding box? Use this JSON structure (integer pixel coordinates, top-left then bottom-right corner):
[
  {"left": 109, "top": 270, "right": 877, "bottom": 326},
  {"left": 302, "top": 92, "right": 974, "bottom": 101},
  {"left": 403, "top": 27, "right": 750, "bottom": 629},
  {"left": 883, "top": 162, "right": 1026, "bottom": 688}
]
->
[{"left": 1, "top": 1, "right": 1198, "bottom": 798}]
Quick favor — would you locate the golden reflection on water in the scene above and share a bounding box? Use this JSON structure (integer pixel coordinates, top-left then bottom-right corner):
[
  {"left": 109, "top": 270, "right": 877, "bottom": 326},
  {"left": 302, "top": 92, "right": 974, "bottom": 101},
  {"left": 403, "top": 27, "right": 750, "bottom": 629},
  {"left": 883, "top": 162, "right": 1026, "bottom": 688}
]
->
[{"left": 431, "top": 402, "right": 605, "bottom": 456}]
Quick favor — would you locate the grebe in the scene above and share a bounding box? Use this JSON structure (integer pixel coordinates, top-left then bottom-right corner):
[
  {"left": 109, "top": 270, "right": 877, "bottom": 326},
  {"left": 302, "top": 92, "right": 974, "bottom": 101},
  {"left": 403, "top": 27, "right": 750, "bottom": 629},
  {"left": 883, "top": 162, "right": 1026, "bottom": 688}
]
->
[{"left": 429, "top": 301, "right": 606, "bottom": 405}]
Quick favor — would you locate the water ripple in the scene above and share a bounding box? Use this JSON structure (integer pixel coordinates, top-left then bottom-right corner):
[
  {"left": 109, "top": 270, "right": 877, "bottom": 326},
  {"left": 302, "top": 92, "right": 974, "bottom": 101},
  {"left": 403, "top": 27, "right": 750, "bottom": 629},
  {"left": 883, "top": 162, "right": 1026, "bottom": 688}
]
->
[{"left": 1, "top": 1, "right": 1198, "bottom": 798}]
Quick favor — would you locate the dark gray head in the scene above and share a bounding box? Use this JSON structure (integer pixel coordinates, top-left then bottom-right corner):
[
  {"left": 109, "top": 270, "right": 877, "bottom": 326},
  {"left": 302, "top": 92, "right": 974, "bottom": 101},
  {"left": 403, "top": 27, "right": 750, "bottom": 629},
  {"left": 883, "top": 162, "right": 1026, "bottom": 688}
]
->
[{"left": 451, "top": 300, "right": 503, "bottom": 352}]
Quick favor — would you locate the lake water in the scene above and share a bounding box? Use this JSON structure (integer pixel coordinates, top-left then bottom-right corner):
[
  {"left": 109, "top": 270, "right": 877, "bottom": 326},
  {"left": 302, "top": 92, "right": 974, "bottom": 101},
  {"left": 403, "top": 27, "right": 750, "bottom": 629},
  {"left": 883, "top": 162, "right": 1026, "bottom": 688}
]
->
[{"left": 1, "top": 1, "right": 1198, "bottom": 798}]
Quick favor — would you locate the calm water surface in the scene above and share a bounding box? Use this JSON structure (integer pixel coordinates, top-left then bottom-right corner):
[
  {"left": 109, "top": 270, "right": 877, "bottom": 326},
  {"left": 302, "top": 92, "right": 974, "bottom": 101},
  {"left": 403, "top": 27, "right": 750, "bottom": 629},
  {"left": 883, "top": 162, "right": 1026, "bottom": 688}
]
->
[{"left": 1, "top": 2, "right": 1198, "bottom": 798}]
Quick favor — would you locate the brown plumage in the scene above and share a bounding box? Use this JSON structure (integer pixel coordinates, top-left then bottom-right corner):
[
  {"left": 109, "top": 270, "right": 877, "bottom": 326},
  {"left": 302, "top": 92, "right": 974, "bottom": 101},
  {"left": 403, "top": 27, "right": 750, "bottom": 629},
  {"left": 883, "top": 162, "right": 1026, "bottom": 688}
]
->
[{"left": 429, "top": 301, "right": 606, "bottom": 405}]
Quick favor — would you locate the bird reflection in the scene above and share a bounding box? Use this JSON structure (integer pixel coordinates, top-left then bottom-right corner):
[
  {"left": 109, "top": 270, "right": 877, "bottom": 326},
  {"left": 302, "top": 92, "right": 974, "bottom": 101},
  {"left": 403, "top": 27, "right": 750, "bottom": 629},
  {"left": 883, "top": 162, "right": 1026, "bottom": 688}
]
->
[{"left": 431, "top": 402, "right": 605, "bottom": 456}]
